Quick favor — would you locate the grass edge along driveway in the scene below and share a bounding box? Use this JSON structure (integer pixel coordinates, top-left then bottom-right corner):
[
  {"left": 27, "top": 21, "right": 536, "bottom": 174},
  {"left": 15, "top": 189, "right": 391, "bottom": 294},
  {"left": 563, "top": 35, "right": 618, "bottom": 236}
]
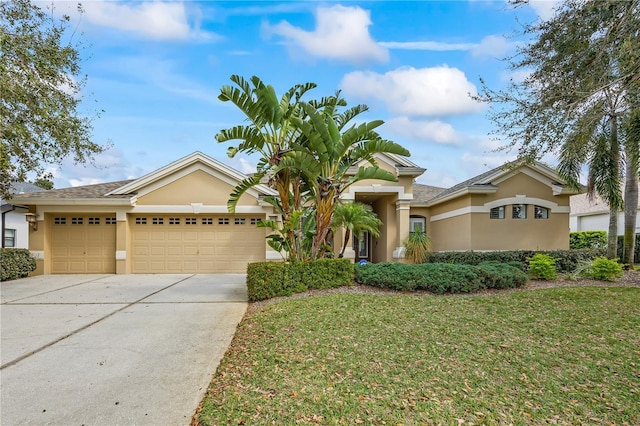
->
[{"left": 198, "top": 287, "right": 640, "bottom": 425}]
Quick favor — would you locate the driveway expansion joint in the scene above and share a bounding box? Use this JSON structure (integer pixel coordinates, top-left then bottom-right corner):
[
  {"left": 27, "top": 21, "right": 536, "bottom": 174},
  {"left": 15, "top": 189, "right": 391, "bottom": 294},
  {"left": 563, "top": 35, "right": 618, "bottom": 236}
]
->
[{"left": 0, "top": 275, "right": 195, "bottom": 370}]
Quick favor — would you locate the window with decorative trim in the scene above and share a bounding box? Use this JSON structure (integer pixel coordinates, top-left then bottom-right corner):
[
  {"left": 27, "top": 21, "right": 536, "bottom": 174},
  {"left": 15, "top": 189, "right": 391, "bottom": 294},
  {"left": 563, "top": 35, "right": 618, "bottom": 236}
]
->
[
  {"left": 234, "top": 217, "right": 246, "bottom": 225},
  {"left": 71, "top": 217, "right": 84, "bottom": 225},
  {"left": 105, "top": 217, "right": 117, "bottom": 225},
  {"left": 135, "top": 217, "right": 147, "bottom": 225},
  {"left": 490, "top": 206, "right": 505, "bottom": 219},
  {"left": 218, "top": 218, "right": 230, "bottom": 225},
  {"left": 54, "top": 217, "right": 66, "bottom": 225},
  {"left": 88, "top": 217, "right": 100, "bottom": 225},
  {"left": 169, "top": 217, "right": 180, "bottom": 225},
  {"left": 534, "top": 206, "right": 549, "bottom": 219},
  {"left": 152, "top": 217, "right": 164, "bottom": 225},
  {"left": 409, "top": 216, "right": 426, "bottom": 233},
  {"left": 3, "top": 229, "right": 16, "bottom": 247},
  {"left": 201, "top": 217, "right": 213, "bottom": 225},
  {"left": 512, "top": 204, "right": 527, "bottom": 219},
  {"left": 250, "top": 217, "right": 261, "bottom": 225}
]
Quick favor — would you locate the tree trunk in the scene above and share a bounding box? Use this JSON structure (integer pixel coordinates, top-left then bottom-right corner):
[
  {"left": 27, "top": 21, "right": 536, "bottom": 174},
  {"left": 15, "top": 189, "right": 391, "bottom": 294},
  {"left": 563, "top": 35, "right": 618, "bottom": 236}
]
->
[
  {"left": 607, "top": 207, "right": 619, "bottom": 259},
  {"left": 339, "top": 228, "right": 351, "bottom": 258},
  {"left": 623, "top": 144, "right": 638, "bottom": 266},
  {"left": 606, "top": 114, "right": 621, "bottom": 259}
]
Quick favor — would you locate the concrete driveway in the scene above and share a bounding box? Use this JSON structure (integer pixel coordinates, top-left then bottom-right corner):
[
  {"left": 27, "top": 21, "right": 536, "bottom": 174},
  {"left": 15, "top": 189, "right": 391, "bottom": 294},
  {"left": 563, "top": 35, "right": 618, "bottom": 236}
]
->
[{"left": 0, "top": 274, "right": 248, "bottom": 426}]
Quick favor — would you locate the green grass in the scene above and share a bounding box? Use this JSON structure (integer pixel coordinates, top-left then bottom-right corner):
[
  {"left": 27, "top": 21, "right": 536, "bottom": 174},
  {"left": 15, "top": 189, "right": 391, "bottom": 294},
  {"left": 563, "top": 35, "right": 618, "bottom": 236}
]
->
[{"left": 198, "top": 287, "right": 640, "bottom": 425}]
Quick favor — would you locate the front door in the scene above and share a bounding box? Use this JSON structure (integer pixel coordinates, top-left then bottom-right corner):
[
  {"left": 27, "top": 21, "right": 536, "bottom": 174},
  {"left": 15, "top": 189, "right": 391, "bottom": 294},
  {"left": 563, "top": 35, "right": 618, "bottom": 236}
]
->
[{"left": 354, "top": 231, "right": 371, "bottom": 263}]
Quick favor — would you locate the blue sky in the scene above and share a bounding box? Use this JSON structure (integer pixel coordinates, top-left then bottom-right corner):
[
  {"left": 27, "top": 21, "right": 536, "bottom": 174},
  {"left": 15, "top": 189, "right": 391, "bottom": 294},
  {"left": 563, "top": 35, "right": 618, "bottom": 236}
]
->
[{"left": 49, "top": 0, "right": 560, "bottom": 189}]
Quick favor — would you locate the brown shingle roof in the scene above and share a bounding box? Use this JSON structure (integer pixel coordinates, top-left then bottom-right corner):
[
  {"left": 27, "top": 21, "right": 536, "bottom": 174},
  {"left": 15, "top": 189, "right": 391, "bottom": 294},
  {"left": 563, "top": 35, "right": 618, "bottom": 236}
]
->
[
  {"left": 15, "top": 180, "right": 136, "bottom": 199},
  {"left": 411, "top": 183, "right": 447, "bottom": 204}
]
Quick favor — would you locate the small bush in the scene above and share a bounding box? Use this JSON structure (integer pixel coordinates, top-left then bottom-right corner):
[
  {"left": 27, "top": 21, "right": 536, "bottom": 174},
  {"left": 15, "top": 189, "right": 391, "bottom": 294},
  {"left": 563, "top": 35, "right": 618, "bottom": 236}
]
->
[
  {"left": 527, "top": 253, "right": 558, "bottom": 280},
  {"left": 587, "top": 257, "right": 623, "bottom": 282},
  {"left": 0, "top": 248, "right": 36, "bottom": 281},
  {"left": 403, "top": 230, "right": 431, "bottom": 264},
  {"left": 355, "top": 262, "right": 527, "bottom": 294},
  {"left": 247, "top": 259, "right": 353, "bottom": 301},
  {"left": 476, "top": 261, "right": 528, "bottom": 289}
]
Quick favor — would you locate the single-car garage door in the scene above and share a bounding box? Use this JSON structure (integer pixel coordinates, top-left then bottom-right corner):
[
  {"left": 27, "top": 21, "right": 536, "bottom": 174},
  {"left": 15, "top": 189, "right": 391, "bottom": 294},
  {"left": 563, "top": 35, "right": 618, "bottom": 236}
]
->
[
  {"left": 50, "top": 214, "right": 117, "bottom": 273},
  {"left": 131, "top": 214, "right": 265, "bottom": 273}
]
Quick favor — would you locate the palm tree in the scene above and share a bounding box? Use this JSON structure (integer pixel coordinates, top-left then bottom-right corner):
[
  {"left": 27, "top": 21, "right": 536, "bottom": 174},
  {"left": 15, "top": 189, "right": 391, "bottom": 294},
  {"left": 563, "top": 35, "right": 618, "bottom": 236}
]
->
[
  {"left": 331, "top": 202, "right": 382, "bottom": 258},
  {"left": 215, "top": 75, "right": 316, "bottom": 260},
  {"left": 404, "top": 230, "right": 432, "bottom": 264},
  {"left": 559, "top": 116, "right": 623, "bottom": 259},
  {"left": 286, "top": 93, "right": 411, "bottom": 258}
]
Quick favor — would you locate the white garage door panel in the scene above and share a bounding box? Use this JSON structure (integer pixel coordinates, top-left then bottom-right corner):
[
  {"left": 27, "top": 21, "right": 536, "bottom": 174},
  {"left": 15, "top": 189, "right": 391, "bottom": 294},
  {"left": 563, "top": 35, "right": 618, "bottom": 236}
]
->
[{"left": 131, "top": 215, "right": 264, "bottom": 273}]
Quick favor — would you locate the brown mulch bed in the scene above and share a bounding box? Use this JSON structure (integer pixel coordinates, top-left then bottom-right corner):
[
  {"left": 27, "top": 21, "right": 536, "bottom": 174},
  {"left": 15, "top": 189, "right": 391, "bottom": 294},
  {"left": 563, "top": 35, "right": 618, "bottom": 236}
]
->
[{"left": 245, "top": 269, "right": 640, "bottom": 316}]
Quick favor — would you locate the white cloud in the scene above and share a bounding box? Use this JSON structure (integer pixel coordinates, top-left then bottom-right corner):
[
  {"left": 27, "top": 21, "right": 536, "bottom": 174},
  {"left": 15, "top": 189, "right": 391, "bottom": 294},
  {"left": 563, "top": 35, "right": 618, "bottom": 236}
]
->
[
  {"left": 471, "top": 35, "right": 517, "bottom": 58},
  {"left": 379, "top": 41, "right": 477, "bottom": 51},
  {"left": 264, "top": 5, "right": 388, "bottom": 64},
  {"left": 416, "top": 171, "right": 458, "bottom": 188},
  {"left": 340, "top": 66, "right": 484, "bottom": 117},
  {"left": 50, "top": 149, "right": 142, "bottom": 188},
  {"left": 385, "top": 117, "right": 461, "bottom": 145},
  {"left": 80, "top": 1, "right": 215, "bottom": 41}
]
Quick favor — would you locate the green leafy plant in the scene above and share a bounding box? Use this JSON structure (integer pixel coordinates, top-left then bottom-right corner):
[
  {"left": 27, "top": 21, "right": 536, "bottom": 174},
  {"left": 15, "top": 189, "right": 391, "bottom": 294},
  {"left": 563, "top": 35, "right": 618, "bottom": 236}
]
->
[
  {"left": 587, "top": 256, "right": 623, "bottom": 282},
  {"left": 0, "top": 248, "right": 36, "bottom": 281},
  {"left": 570, "top": 231, "right": 607, "bottom": 249},
  {"left": 527, "top": 253, "right": 558, "bottom": 280},
  {"left": 403, "top": 230, "right": 432, "bottom": 264}
]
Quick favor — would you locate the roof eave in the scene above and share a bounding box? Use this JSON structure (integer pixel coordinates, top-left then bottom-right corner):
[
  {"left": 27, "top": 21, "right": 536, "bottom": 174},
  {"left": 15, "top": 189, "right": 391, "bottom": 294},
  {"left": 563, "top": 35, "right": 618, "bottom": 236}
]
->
[
  {"left": 8, "top": 197, "right": 135, "bottom": 206},
  {"left": 426, "top": 185, "right": 498, "bottom": 206}
]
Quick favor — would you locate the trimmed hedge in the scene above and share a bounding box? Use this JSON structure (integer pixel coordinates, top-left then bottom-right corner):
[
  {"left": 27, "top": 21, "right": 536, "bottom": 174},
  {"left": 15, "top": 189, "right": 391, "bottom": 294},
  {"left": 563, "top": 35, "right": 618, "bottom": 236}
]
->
[
  {"left": 354, "top": 262, "right": 527, "bottom": 294},
  {"left": 425, "top": 249, "right": 605, "bottom": 273},
  {"left": 247, "top": 259, "right": 354, "bottom": 301},
  {"left": 1, "top": 248, "right": 36, "bottom": 281},
  {"left": 570, "top": 231, "right": 607, "bottom": 249}
]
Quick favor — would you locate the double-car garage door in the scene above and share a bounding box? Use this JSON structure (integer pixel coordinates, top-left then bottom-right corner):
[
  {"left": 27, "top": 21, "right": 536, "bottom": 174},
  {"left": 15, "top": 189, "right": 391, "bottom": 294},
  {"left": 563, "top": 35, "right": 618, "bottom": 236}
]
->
[
  {"left": 50, "top": 214, "right": 265, "bottom": 274},
  {"left": 130, "top": 214, "right": 264, "bottom": 273}
]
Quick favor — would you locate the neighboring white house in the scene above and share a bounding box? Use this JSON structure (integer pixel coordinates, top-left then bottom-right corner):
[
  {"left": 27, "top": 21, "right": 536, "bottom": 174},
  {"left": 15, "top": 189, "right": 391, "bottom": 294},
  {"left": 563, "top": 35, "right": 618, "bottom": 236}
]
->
[
  {"left": 570, "top": 191, "right": 640, "bottom": 235},
  {"left": 1, "top": 183, "right": 45, "bottom": 249}
]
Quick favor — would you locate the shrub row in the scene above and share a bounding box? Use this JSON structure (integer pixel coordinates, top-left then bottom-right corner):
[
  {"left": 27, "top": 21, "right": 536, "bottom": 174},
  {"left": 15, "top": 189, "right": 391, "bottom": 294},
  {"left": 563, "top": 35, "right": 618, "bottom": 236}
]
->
[
  {"left": 354, "top": 262, "right": 527, "bottom": 294},
  {"left": 247, "top": 258, "right": 354, "bottom": 301},
  {"left": 425, "top": 249, "right": 605, "bottom": 273},
  {"left": 1, "top": 248, "right": 36, "bottom": 281}
]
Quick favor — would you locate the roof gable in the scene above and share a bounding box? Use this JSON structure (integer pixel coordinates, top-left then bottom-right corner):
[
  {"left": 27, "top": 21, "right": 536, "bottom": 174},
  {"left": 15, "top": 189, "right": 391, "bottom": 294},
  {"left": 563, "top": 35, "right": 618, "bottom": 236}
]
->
[
  {"left": 108, "top": 151, "right": 276, "bottom": 199},
  {"left": 426, "top": 161, "right": 581, "bottom": 206},
  {"left": 353, "top": 153, "right": 426, "bottom": 178}
]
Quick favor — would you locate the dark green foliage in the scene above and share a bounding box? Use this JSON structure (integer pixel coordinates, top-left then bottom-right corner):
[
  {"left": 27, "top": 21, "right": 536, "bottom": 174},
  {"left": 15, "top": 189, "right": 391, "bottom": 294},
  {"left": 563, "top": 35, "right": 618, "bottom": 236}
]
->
[
  {"left": 354, "top": 262, "right": 528, "bottom": 294},
  {"left": 0, "top": 248, "right": 36, "bottom": 281},
  {"left": 426, "top": 249, "right": 605, "bottom": 273},
  {"left": 527, "top": 253, "right": 558, "bottom": 280},
  {"left": 617, "top": 235, "right": 640, "bottom": 264},
  {"left": 246, "top": 259, "right": 354, "bottom": 301},
  {"left": 570, "top": 231, "right": 607, "bottom": 249},
  {"left": 587, "top": 256, "right": 623, "bottom": 282},
  {"left": 476, "top": 261, "right": 528, "bottom": 289}
]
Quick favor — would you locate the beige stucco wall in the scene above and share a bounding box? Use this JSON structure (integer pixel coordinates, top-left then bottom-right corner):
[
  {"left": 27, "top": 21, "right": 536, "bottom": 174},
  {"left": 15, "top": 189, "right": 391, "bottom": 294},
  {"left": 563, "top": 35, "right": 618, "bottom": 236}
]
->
[
  {"left": 136, "top": 170, "right": 257, "bottom": 206},
  {"left": 429, "top": 171, "right": 571, "bottom": 251}
]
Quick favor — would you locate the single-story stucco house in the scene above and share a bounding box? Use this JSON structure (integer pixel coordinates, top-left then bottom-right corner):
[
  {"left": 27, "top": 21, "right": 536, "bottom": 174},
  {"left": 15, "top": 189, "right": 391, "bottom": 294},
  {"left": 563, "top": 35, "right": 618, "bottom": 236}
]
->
[
  {"left": 570, "top": 189, "right": 640, "bottom": 234},
  {"left": 9, "top": 151, "right": 580, "bottom": 275}
]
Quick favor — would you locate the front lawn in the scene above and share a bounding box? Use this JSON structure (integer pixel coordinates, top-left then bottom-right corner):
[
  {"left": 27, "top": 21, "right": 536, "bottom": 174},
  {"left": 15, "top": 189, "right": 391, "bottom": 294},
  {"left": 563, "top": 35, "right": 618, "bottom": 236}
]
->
[{"left": 197, "top": 287, "right": 640, "bottom": 425}]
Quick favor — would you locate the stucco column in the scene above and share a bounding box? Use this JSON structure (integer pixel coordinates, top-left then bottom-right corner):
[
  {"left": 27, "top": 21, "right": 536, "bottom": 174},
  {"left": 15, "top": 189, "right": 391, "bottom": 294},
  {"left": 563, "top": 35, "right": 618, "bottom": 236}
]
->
[
  {"left": 393, "top": 200, "right": 411, "bottom": 259},
  {"left": 116, "top": 211, "right": 128, "bottom": 274},
  {"left": 29, "top": 208, "right": 46, "bottom": 275}
]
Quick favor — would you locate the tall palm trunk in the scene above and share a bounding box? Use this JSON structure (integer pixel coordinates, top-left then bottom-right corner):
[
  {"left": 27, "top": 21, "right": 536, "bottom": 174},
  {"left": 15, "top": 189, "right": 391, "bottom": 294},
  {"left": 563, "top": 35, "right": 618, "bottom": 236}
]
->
[
  {"left": 623, "top": 141, "right": 638, "bottom": 266},
  {"left": 607, "top": 115, "right": 620, "bottom": 259},
  {"left": 339, "top": 228, "right": 351, "bottom": 258}
]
